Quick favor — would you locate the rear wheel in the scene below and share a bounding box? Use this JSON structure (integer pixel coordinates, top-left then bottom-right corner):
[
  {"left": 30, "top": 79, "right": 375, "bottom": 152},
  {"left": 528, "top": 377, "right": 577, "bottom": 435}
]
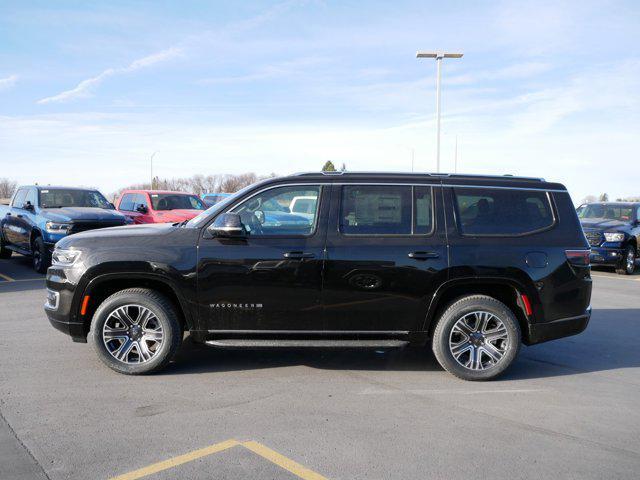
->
[
  {"left": 90, "top": 288, "right": 182, "bottom": 375},
  {"left": 615, "top": 245, "right": 636, "bottom": 275},
  {"left": 0, "top": 236, "right": 11, "bottom": 259},
  {"left": 32, "top": 236, "right": 50, "bottom": 273},
  {"left": 432, "top": 295, "right": 521, "bottom": 381}
]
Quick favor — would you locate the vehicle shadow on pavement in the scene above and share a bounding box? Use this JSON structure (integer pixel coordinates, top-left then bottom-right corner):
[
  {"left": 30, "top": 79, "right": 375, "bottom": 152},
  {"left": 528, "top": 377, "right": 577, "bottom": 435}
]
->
[{"left": 164, "top": 308, "right": 639, "bottom": 379}]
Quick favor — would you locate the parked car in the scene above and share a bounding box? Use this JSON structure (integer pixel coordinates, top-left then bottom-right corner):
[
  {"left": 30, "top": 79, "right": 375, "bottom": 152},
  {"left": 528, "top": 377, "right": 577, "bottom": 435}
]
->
[
  {"left": 577, "top": 202, "right": 640, "bottom": 274},
  {"left": 202, "top": 192, "right": 231, "bottom": 208},
  {"left": 45, "top": 172, "right": 591, "bottom": 380},
  {"left": 0, "top": 186, "right": 126, "bottom": 272},
  {"left": 116, "top": 190, "right": 207, "bottom": 224}
]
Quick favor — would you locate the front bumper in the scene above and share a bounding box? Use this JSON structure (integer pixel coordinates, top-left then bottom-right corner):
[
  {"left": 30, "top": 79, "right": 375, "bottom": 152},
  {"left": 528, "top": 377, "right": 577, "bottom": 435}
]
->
[
  {"left": 589, "top": 246, "right": 625, "bottom": 266},
  {"left": 44, "top": 267, "right": 86, "bottom": 342},
  {"left": 526, "top": 307, "right": 591, "bottom": 345}
]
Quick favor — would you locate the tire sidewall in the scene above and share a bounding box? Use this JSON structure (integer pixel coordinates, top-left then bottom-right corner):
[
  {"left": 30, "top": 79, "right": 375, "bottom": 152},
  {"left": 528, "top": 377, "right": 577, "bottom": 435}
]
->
[
  {"left": 32, "top": 236, "right": 49, "bottom": 273},
  {"left": 433, "top": 296, "right": 521, "bottom": 381},
  {"left": 90, "top": 291, "right": 179, "bottom": 374},
  {"left": 625, "top": 246, "right": 635, "bottom": 275}
]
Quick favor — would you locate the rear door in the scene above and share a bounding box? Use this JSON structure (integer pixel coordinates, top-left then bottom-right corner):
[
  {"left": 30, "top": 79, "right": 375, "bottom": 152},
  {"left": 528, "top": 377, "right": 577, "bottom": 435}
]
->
[
  {"left": 322, "top": 182, "right": 448, "bottom": 332},
  {"left": 197, "top": 183, "right": 329, "bottom": 331}
]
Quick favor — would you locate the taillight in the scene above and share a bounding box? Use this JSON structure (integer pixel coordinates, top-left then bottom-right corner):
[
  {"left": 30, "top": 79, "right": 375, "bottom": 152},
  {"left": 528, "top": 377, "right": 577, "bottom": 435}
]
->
[{"left": 565, "top": 250, "right": 590, "bottom": 266}]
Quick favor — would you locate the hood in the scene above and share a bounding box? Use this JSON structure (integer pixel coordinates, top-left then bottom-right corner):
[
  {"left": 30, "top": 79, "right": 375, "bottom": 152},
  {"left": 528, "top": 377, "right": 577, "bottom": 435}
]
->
[
  {"left": 580, "top": 218, "right": 630, "bottom": 231},
  {"left": 56, "top": 223, "right": 175, "bottom": 249},
  {"left": 40, "top": 207, "right": 126, "bottom": 223},
  {"left": 153, "top": 209, "right": 202, "bottom": 222}
]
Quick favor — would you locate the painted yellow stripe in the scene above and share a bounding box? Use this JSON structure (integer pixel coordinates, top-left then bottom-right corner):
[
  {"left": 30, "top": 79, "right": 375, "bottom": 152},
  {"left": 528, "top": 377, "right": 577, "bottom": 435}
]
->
[
  {"left": 109, "top": 439, "right": 240, "bottom": 480},
  {"left": 0, "top": 272, "right": 15, "bottom": 281},
  {"left": 242, "top": 441, "right": 328, "bottom": 480}
]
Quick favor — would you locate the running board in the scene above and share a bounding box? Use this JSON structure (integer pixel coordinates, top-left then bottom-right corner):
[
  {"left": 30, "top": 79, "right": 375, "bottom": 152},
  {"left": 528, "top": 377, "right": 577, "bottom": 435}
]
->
[{"left": 205, "top": 339, "right": 409, "bottom": 348}]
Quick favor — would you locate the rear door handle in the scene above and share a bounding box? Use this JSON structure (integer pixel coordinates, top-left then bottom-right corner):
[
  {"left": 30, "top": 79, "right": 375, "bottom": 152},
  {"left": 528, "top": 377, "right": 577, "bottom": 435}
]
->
[
  {"left": 283, "top": 251, "right": 315, "bottom": 259},
  {"left": 408, "top": 251, "right": 440, "bottom": 260}
]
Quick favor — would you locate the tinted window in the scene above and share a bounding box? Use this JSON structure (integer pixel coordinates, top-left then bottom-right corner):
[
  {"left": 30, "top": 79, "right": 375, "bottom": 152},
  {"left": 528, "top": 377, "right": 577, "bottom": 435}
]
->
[
  {"left": 232, "top": 186, "right": 321, "bottom": 236},
  {"left": 454, "top": 188, "right": 554, "bottom": 235},
  {"left": 150, "top": 193, "right": 206, "bottom": 211},
  {"left": 340, "top": 186, "right": 413, "bottom": 235},
  {"left": 119, "top": 193, "right": 136, "bottom": 211},
  {"left": 12, "top": 189, "right": 27, "bottom": 208}
]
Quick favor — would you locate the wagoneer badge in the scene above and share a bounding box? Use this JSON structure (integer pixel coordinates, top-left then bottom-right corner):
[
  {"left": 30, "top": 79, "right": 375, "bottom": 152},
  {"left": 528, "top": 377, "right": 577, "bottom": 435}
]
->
[{"left": 210, "top": 303, "right": 263, "bottom": 309}]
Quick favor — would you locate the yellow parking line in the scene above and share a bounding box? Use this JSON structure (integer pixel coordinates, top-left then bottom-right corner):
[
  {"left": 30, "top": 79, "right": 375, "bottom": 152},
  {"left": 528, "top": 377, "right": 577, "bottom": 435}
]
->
[
  {"left": 243, "top": 441, "right": 328, "bottom": 480},
  {"left": 109, "top": 439, "right": 240, "bottom": 480},
  {"left": 591, "top": 273, "right": 640, "bottom": 281},
  {"left": 0, "top": 277, "right": 43, "bottom": 283},
  {"left": 0, "top": 272, "right": 15, "bottom": 281}
]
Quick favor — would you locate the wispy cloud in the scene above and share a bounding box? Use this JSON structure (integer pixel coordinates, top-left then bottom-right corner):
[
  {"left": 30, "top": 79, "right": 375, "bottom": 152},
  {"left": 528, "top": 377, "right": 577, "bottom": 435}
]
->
[
  {"left": 0, "top": 75, "right": 18, "bottom": 92},
  {"left": 37, "top": 47, "right": 182, "bottom": 104}
]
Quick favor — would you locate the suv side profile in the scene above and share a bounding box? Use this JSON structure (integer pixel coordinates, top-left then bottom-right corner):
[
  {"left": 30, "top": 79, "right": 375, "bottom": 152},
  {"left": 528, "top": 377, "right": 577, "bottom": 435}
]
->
[{"left": 44, "top": 172, "right": 592, "bottom": 381}]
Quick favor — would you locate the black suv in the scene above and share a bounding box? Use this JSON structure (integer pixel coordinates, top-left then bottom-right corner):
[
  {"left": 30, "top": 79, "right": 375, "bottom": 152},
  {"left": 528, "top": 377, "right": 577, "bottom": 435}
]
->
[
  {"left": 44, "top": 172, "right": 592, "bottom": 381},
  {"left": 577, "top": 202, "right": 640, "bottom": 275}
]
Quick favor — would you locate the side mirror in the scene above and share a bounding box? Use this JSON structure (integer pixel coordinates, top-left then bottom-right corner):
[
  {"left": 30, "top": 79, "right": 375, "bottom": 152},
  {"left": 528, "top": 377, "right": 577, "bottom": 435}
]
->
[
  {"left": 136, "top": 204, "right": 148, "bottom": 214},
  {"left": 23, "top": 201, "right": 34, "bottom": 211},
  {"left": 207, "top": 213, "right": 247, "bottom": 238}
]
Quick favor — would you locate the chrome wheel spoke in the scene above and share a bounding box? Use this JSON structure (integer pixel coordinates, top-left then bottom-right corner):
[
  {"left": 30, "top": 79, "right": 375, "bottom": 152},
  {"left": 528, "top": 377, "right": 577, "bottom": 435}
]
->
[
  {"left": 103, "top": 304, "right": 163, "bottom": 365},
  {"left": 449, "top": 310, "right": 509, "bottom": 372}
]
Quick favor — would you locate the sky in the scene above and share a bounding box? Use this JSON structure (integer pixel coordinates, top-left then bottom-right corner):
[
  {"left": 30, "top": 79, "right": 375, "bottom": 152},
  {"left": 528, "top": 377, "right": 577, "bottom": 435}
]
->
[{"left": 1, "top": 0, "right": 639, "bottom": 202}]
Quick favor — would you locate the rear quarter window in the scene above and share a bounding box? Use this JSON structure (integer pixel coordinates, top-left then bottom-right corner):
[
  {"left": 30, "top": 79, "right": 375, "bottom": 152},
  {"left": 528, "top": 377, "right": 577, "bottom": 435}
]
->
[{"left": 454, "top": 187, "right": 554, "bottom": 236}]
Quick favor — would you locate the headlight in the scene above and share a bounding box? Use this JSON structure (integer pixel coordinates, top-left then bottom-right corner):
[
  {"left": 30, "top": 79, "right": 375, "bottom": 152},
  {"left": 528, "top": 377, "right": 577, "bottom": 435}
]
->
[
  {"left": 604, "top": 232, "right": 625, "bottom": 242},
  {"left": 51, "top": 249, "right": 81, "bottom": 267},
  {"left": 45, "top": 222, "right": 71, "bottom": 234}
]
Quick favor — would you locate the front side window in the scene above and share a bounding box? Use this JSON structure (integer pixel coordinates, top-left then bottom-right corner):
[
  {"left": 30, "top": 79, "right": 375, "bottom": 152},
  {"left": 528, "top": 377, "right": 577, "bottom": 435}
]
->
[
  {"left": 24, "top": 188, "right": 37, "bottom": 207},
  {"left": 39, "top": 189, "right": 111, "bottom": 209},
  {"left": 231, "top": 185, "right": 321, "bottom": 236},
  {"left": 134, "top": 194, "right": 149, "bottom": 210},
  {"left": 12, "top": 189, "right": 27, "bottom": 208},
  {"left": 454, "top": 188, "right": 554, "bottom": 236},
  {"left": 150, "top": 193, "right": 206, "bottom": 211},
  {"left": 119, "top": 193, "right": 136, "bottom": 211}
]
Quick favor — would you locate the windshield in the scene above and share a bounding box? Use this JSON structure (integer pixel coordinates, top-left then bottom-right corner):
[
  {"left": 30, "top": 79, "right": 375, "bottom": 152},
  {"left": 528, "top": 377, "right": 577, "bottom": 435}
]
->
[
  {"left": 39, "top": 189, "right": 112, "bottom": 209},
  {"left": 149, "top": 193, "right": 206, "bottom": 211},
  {"left": 578, "top": 204, "right": 634, "bottom": 222}
]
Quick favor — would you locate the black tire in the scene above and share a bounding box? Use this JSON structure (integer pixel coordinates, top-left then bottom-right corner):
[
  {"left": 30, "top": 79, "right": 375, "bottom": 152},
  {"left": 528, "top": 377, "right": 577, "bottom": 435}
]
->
[
  {"left": 32, "top": 236, "right": 50, "bottom": 273},
  {"left": 89, "top": 288, "right": 182, "bottom": 375},
  {"left": 0, "top": 236, "right": 11, "bottom": 259},
  {"left": 615, "top": 245, "right": 636, "bottom": 275},
  {"left": 432, "top": 295, "right": 521, "bottom": 381}
]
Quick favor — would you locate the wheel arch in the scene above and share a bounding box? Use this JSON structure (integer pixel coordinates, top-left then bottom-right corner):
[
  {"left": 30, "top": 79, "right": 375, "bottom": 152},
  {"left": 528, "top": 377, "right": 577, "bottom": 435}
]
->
[
  {"left": 423, "top": 277, "right": 535, "bottom": 343},
  {"left": 78, "top": 273, "right": 194, "bottom": 337}
]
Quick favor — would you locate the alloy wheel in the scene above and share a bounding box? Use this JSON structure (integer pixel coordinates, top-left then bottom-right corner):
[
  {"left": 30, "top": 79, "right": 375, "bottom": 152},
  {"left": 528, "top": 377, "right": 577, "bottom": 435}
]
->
[
  {"left": 102, "top": 304, "right": 164, "bottom": 364},
  {"left": 626, "top": 248, "right": 636, "bottom": 274},
  {"left": 449, "top": 311, "right": 509, "bottom": 371}
]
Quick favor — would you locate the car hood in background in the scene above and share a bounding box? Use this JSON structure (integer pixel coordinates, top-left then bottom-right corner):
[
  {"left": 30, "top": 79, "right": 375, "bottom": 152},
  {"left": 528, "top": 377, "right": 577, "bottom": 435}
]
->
[
  {"left": 40, "top": 207, "right": 126, "bottom": 223},
  {"left": 152, "top": 209, "right": 203, "bottom": 222}
]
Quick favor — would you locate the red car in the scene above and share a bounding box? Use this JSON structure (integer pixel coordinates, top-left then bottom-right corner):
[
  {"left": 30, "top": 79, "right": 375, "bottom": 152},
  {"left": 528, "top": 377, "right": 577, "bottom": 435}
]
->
[{"left": 115, "top": 190, "right": 207, "bottom": 224}]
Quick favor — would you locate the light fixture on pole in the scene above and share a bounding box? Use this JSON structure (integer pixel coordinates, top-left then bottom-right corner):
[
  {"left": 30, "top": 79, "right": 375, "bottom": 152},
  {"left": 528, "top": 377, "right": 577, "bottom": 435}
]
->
[{"left": 416, "top": 51, "right": 463, "bottom": 173}]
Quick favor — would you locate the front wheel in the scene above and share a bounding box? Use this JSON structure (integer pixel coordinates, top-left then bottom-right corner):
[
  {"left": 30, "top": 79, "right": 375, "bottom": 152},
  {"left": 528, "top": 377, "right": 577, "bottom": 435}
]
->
[
  {"left": 90, "top": 288, "right": 182, "bottom": 374},
  {"left": 32, "top": 236, "right": 50, "bottom": 273},
  {"left": 615, "top": 245, "right": 636, "bottom": 275},
  {"left": 432, "top": 295, "right": 521, "bottom": 381},
  {"left": 0, "top": 236, "right": 12, "bottom": 259}
]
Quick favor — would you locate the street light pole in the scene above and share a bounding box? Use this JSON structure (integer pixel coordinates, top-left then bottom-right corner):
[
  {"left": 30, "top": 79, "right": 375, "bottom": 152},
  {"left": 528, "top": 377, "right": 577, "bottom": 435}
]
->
[{"left": 416, "top": 51, "right": 463, "bottom": 173}]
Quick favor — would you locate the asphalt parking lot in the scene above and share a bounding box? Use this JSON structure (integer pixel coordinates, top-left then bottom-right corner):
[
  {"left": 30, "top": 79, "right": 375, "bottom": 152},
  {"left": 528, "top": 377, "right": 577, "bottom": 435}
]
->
[{"left": 1, "top": 256, "right": 639, "bottom": 480}]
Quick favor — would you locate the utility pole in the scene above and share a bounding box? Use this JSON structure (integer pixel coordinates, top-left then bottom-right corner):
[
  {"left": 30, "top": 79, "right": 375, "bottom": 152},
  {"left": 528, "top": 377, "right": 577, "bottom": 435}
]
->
[
  {"left": 150, "top": 151, "right": 158, "bottom": 189},
  {"left": 454, "top": 135, "right": 458, "bottom": 173},
  {"left": 416, "top": 51, "right": 463, "bottom": 173}
]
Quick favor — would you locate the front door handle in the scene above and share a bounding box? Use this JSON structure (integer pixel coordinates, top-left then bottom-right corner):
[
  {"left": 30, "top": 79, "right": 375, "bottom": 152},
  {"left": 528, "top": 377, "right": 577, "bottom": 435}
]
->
[
  {"left": 408, "top": 251, "right": 440, "bottom": 260},
  {"left": 283, "top": 251, "right": 315, "bottom": 259}
]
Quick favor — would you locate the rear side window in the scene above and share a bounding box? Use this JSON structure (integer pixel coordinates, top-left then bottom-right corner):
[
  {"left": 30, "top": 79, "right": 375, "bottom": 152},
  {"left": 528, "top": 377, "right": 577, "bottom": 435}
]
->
[
  {"left": 119, "top": 193, "right": 136, "bottom": 211},
  {"left": 340, "top": 185, "right": 434, "bottom": 235},
  {"left": 454, "top": 188, "right": 554, "bottom": 236}
]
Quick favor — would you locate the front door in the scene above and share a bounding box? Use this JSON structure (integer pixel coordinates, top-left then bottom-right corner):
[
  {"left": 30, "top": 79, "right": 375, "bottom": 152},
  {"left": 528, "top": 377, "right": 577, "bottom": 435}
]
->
[
  {"left": 197, "top": 183, "right": 328, "bottom": 331},
  {"left": 322, "top": 183, "right": 448, "bottom": 332}
]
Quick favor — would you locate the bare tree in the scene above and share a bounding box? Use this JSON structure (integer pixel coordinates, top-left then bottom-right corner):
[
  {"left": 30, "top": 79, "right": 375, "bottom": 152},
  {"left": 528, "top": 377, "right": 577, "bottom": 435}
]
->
[
  {"left": 0, "top": 178, "right": 18, "bottom": 199},
  {"left": 580, "top": 195, "right": 597, "bottom": 204}
]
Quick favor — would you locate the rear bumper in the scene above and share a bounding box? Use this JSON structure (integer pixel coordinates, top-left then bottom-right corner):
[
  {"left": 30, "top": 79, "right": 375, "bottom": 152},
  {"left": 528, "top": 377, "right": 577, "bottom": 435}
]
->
[
  {"left": 589, "top": 247, "right": 625, "bottom": 266},
  {"left": 526, "top": 307, "right": 591, "bottom": 345}
]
